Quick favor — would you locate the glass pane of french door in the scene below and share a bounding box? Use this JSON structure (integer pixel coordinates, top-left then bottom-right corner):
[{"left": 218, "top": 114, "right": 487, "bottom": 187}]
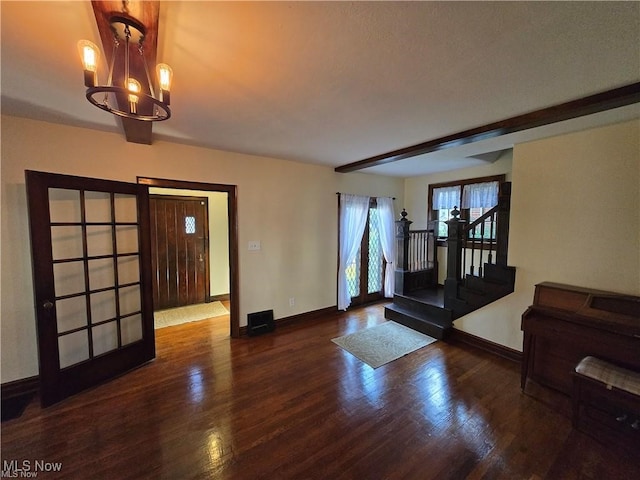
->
[
  {"left": 49, "top": 188, "right": 145, "bottom": 369},
  {"left": 347, "top": 207, "right": 383, "bottom": 303},
  {"left": 367, "top": 207, "right": 383, "bottom": 294},
  {"left": 346, "top": 247, "right": 361, "bottom": 299}
]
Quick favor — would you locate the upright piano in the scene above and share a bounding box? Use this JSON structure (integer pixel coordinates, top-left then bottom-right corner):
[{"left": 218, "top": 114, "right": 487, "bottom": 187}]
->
[{"left": 521, "top": 282, "right": 640, "bottom": 396}]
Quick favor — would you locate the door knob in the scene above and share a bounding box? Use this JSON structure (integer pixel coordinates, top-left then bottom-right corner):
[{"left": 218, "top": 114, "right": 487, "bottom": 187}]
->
[
  {"left": 198, "top": 254, "right": 204, "bottom": 262},
  {"left": 43, "top": 300, "right": 54, "bottom": 310}
]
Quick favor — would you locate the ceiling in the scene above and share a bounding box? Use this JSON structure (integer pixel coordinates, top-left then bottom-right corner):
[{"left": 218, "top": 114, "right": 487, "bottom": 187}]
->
[{"left": 2, "top": 1, "right": 639, "bottom": 177}]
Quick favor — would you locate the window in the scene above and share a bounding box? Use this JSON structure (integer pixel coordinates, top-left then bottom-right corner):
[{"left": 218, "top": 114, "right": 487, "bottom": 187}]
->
[
  {"left": 184, "top": 216, "right": 196, "bottom": 234},
  {"left": 428, "top": 175, "right": 505, "bottom": 241}
]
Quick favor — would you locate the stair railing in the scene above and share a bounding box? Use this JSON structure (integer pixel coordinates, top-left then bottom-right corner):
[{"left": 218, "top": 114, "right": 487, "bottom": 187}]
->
[
  {"left": 408, "top": 228, "right": 436, "bottom": 272},
  {"left": 444, "top": 182, "right": 511, "bottom": 302},
  {"left": 462, "top": 206, "right": 499, "bottom": 277},
  {"left": 394, "top": 210, "right": 438, "bottom": 295}
]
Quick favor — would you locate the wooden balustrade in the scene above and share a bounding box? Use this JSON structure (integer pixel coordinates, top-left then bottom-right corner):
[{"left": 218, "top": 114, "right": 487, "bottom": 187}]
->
[
  {"left": 408, "top": 229, "right": 436, "bottom": 272},
  {"left": 394, "top": 210, "right": 438, "bottom": 295},
  {"left": 464, "top": 206, "right": 498, "bottom": 277},
  {"left": 444, "top": 182, "right": 512, "bottom": 303}
]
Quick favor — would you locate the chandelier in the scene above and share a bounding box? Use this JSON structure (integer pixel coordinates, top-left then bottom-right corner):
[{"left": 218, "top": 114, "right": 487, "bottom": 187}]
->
[{"left": 78, "top": 12, "right": 172, "bottom": 122}]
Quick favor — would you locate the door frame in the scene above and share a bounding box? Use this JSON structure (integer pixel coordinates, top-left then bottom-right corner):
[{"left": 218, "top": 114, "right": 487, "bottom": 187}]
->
[{"left": 137, "top": 177, "right": 240, "bottom": 338}]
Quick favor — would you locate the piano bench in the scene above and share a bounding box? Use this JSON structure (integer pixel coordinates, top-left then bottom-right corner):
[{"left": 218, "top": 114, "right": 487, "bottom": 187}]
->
[{"left": 572, "top": 356, "right": 640, "bottom": 454}]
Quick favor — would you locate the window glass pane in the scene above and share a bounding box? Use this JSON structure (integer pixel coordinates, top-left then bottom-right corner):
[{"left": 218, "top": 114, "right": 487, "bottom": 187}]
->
[
  {"left": 121, "top": 314, "right": 143, "bottom": 345},
  {"left": 56, "top": 296, "right": 88, "bottom": 333},
  {"left": 88, "top": 258, "right": 115, "bottom": 291},
  {"left": 114, "top": 194, "right": 138, "bottom": 223},
  {"left": 58, "top": 330, "right": 89, "bottom": 368},
  {"left": 49, "top": 188, "right": 81, "bottom": 223},
  {"left": 86, "top": 225, "right": 113, "bottom": 257},
  {"left": 116, "top": 225, "right": 138, "bottom": 254},
  {"left": 51, "top": 226, "right": 84, "bottom": 260},
  {"left": 346, "top": 248, "right": 360, "bottom": 298},
  {"left": 185, "top": 216, "right": 196, "bottom": 234},
  {"left": 90, "top": 290, "right": 117, "bottom": 324},
  {"left": 54, "top": 261, "right": 86, "bottom": 297},
  {"left": 367, "top": 208, "right": 383, "bottom": 294},
  {"left": 437, "top": 209, "right": 451, "bottom": 237},
  {"left": 118, "top": 255, "right": 140, "bottom": 285},
  {"left": 85, "top": 191, "right": 112, "bottom": 223},
  {"left": 92, "top": 321, "right": 119, "bottom": 356},
  {"left": 468, "top": 207, "right": 495, "bottom": 239},
  {"left": 469, "top": 207, "right": 484, "bottom": 222},
  {"left": 119, "top": 285, "right": 141, "bottom": 316}
]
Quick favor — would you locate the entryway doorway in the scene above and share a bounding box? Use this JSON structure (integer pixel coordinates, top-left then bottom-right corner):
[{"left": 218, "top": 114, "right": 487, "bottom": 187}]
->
[
  {"left": 138, "top": 177, "right": 239, "bottom": 338},
  {"left": 150, "top": 195, "right": 210, "bottom": 310}
]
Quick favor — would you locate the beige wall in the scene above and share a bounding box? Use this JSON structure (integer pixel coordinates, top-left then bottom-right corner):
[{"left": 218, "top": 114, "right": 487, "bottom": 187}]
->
[
  {"left": 0, "top": 115, "right": 404, "bottom": 383},
  {"left": 405, "top": 120, "right": 639, "bottom": 351},
  {"left": 149, "top": 187, "right": 230, "bottom": 298}
]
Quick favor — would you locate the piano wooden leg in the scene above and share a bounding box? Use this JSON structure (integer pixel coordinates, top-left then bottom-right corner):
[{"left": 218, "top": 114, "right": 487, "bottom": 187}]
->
[{"left": 521, "top": 332, "right": 533, "bottom": 391}]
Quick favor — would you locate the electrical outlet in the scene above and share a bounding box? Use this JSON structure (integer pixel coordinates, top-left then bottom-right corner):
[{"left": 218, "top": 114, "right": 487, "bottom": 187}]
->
[
  {"left": 248, "top": 240, "right": 261, "bottom": 251},
  {"left": 289, "top": 297, "right": 295, "bottom": 307}
]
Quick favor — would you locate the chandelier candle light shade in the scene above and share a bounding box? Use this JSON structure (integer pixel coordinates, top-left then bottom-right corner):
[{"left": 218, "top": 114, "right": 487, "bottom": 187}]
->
[{"left": 79, "top": 14, "right": 172, "bottom": 121}]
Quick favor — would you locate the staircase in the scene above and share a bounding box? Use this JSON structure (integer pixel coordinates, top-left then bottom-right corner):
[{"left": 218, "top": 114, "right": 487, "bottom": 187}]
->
[
  {"left": 385, "top": 183, "right": 515, "bottom": 339},
  {"left": 385, "top": 288, "right": 452, "bottom": 339}
]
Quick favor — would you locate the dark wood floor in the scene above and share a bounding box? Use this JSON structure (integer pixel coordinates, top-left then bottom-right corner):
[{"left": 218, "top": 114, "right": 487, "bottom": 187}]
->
[{"left": 2, "top": 304, "right": 639, "bottom": 479}]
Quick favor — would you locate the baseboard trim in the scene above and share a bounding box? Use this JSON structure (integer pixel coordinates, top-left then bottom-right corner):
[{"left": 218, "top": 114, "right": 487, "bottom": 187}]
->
[
  {"left": 239, "top": 305, "right": 339, "bottom": 337},
  {"left": 210, "top": 294, "right": 230, "bottom": 302},
  {"left": 447, "top": 328, "right": 522, "bottom": 363},
  {"left": 2, "top": 375, "right": 39, "bottom": 400}
]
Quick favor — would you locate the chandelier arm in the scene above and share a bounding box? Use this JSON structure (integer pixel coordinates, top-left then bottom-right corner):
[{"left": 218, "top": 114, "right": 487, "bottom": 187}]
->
[
  {"left": 106, "top": 37, "right": 119, "bottom": 88},
  {"left": 141, "top": 47, "right": 157, "bottom": 99},
  {"left": 124, "top": 24, "right": 131, "bottom": 89}
]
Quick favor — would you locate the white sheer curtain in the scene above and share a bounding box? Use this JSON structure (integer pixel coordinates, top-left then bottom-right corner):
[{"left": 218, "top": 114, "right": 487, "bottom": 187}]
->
[
  {"left": 338, "top": 194, "right": 370, "bottom": 310},
  {"left": 461, "top": 181, "right": 499, "bottom": 208},
  {"left": 432, "top": 185, "right": 461, "bottom": 209},
  {"left": 376, "top": 197, "right": 396, "bottom": 298}
]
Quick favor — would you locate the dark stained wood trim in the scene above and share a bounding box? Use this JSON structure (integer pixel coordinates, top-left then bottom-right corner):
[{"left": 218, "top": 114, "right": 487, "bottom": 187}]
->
[
  {"left": 240, "top": 306, "right": 339, "bottom": 337},
  {"left": 137, "top": 176, "right": 240, "bottom": 338},
  {"left": 277, "top": 305, "right": 340, "bottom": 328},
  {"left": 210, "top": 294, "right": 230, "bottom": 302},
  {"left": 1, "top": 376, "right": 39, "bottom": 400},
  {"left": 447, "top": 328, "right": 522, "bottom": 364},
  {"left": 335, "top": 82, "right": 640, "bottom": 173}
]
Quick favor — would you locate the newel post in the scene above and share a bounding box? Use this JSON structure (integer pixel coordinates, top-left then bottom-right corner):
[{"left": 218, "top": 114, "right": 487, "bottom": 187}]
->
[
  {"left": 444, "top": 207, "right": 465, "bottom": 302},
  {"left": 496, "top": 182, "right": 512, "bottom": 266},
  {"left": 394, "top": 209, "right": 412, "bottom": 295}
]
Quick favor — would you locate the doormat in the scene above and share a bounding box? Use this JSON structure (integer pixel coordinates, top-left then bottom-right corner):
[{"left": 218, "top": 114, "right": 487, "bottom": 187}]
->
[
  {"left": 154, "top": 301, "right": 229, "bottom": 329},
  {"left": 1, "top": 393, "right": 34, "bottom": 422},
  {"left": 332, "top": 321, "right": 437, "bottom": 368}
]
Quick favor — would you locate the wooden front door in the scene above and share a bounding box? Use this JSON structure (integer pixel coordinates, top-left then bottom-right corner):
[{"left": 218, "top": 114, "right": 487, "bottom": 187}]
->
[
  {"left": 149, "top": 196, "right": 209, "bottom": 310},
  {"left": 25, "top": 170, "right": 155, "bottom": 407}
]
